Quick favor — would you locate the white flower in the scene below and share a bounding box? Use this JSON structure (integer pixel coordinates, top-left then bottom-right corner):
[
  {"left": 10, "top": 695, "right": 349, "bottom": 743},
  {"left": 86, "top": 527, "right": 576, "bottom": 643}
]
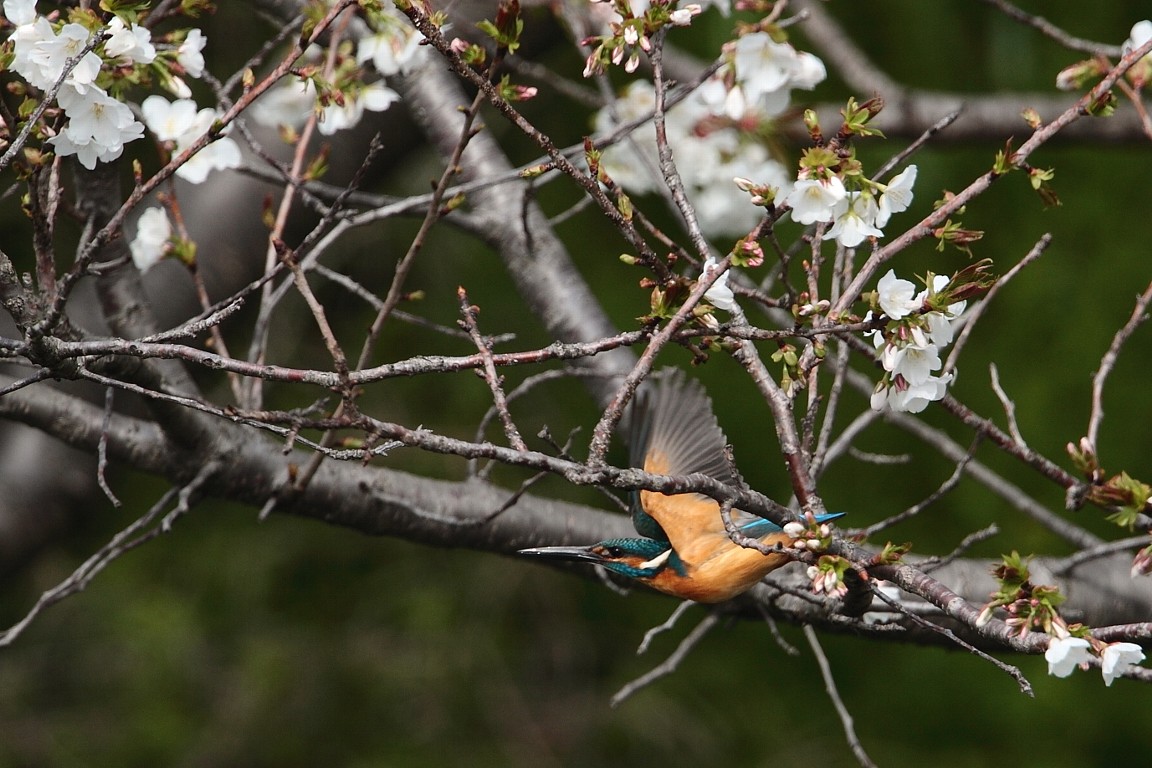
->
[
  {"left": 129, "top": 206, "right": 172, "bottom": 272},
  {"left": 702, "top": 257, "right": 736, "bottom": 311},
  {"left": 10, "top": 16, "right": 51, "bottom": 81},
  {"left": 786, "top": 176, "right": 846, "bottom": 225},
  {"left": 49, "top": 86, "right": 144, "bottom": 169},
  {"left": 914, "top": 274, "right": 966, "bottom": 346},
  {"left": 730, "top": 32, "right": 825, "bottom": 113},
  {"left": 875, "top": 164, "right": 917, "bottom": 228},
  {"left": 3, "top": 0, "right": 36, "bottom": 26},
  {"left": 789, "top": 51, "right": 827, "bottom": 90},
  {"left": 24, "top": 22, "right": 103, "bottom": 92},
  {"left": 356, "top": 25, "right": 424, "bottom": 77},
  {"left": 875, "top": 269, "right": 919, "bottom": 320},
  {"left": 823, "top": 192, "right": 883, "bottom": 248},
  {"left": 250, "top": 77, "right": 317, "bottom": 129},
  {"left": 1123, "top": 20, "right": 1152, "bottom": 58},
  {"left": 141, "top": 96, "right": 241, "bottom": 183},
  {"left": 1045, "top": 636, "right": 1093, "bottom": 678},
  {"left": 924, "top": 311, "right": 956, "bottom": 347},
  {"left": 55, "top": 86, "right": 142, "bottom": 146},
  {"left": 164, "top": 75, "right": 192, "bottom": 100},
  {"left": 172, "top": 106, "right": 241, "bottom": 184},
  {"left": 882, "top": 343, "right": 941, "bottom": 385},
  {"left": 178, "top": 29, "right": 206, "bottom": 78},
  {"left": 1101, "top": 642, "right": 1145, "bottom": 686},
  {"left": 142, "top": 95, "right": 199, "bottom": 141},
  {"left": 668, "top": 4, "right": 702, "bottom": 25},
  {"left": 732, "top": 33, "right": 796, "bottom": 104},
  {"left": 317, "top": 82, "right": 400, "bottom": 135},
  {"left": 175, "top": 132, "right": 241, "bottom": 184},
  {"left": 104, "top": 16, "right": 155, "bottom": 65},
  {"left": 871, "top": 372, "right": 953, "bottom": 413}
]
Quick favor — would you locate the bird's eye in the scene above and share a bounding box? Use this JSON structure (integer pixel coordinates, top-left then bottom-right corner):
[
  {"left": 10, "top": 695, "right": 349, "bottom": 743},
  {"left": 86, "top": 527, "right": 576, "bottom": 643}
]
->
[{"left": 603, "top": 546, "right": 624, "bottom": 558}]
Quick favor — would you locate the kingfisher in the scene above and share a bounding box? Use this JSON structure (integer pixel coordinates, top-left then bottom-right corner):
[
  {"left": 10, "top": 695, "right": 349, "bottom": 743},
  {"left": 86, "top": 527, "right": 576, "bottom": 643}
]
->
[{"left": 520, "top": 369, "right": 844, "bottom": 603}]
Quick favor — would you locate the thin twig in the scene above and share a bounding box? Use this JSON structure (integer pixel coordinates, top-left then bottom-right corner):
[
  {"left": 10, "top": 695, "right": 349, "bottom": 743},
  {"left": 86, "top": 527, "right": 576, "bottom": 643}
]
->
[
  {"left": 611, "top": 612, "right": 720, "bottom": 708},
  {"left": 869, "top": 584, "right": 1035, "bottom": 696},
  {"left": 920, "top": 524, "right": 1001, "bottom": 573},
  {"left": 873, "top": 110, "right": 963, "bottom": 181},
  {"left": 947, "top": 234, "right": 1051, "bottom": 373},
  {"left": 1086, "top": 280, "right": 1152, "bottom": 451},
  {"left": 0, "top": 462, "right": 217, "bottom": 647},
  {"left": 472, "top": 369, "right": 585, "bottom": 479},
  {"left": 756, "top": 603, "right": 801, "bottom": 656},
  {"left": 803, "top": 625, "right": 877, "bottom": 768},
  {"left": 459, "top": 288, "right": 526, "bottom": 452},
  {"left": 96, "top": 386, "right": 121, "bottom": 508},
  {"left": 275, "top": 240, "right": 351, "bottom": 390},
  {"left": 860, "top": 437, "right": 978, "bottom": 537},
  {"left": 1051, "top": 534, "right": 1150, "bottom": 575},
  {"left": 636, "top": 600, "right": 697, "bottom": 655},
  {"left": 980, "top": 0, "right": 1124, "bottom": 57},
  {"left": 989, "top": 363, "right": 1028, "bottom": 448}
]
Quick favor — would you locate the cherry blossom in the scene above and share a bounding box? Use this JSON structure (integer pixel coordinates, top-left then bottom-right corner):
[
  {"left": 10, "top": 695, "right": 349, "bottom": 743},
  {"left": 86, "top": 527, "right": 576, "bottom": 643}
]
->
[
  {"left": 104, "top": 17, "right": 156, "bottom": 65},
  {"left": 1101, "top": 642, "right": 1145, "bottom": 686},
  {"left": 875, "top": 164, "right": 917, "bottom": 228},
  {"left": 823, "top": 192, "right": 883, "bottom": 248},
  {"left": 178, "top": 29, "right": 207, "bottom": 78},
  {"left": 318, "top": 82, "right": 401, "bottom": 136},
  {"left": 701, "top": 257, "right": 736, "bottom": 312},
  {"left": 141, "top": 96, "right": 242, "bottom": 184},
  {"left": 785, "top": 176, "right": 846, "bottom": 225},
  {"left": 1045, "top": 636, "right": 1093, "bottom": 677},
  {"left": 20, "top": 20, "right": 102, "bottom": 93},
  {"left": 129, "top": 207, "right": 173, "bottom": 272},
  {"left": 2, "top": 0, "right": 36, "bottom": 26},
  {"left": 49, "top": 87, "right": 144, "bottom": 169},
  {"left": 357, "top": 16, "right": 425, "bottom": 78},
  {"left": 875, "top": 270, "right": 919, "bottom": 320}
]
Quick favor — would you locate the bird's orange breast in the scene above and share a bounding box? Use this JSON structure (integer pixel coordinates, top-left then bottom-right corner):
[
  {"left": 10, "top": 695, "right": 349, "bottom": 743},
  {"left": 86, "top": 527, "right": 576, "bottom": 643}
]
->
[{"left": 643, "top": 530, "right": 794, "bottom": 603}]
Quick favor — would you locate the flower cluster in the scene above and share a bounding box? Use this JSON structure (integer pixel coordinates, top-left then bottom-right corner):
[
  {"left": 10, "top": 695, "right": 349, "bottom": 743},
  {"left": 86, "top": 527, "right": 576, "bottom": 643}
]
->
[
  {"left": 716, "top": 31, "right": 826, "bottom": 120},
  {"left": 141, "top": 96, "right": 241, "bottom": 184},
  {"left": 587, "top": 7, "right": 829, "bottom": 237},
  {"left": 783, "top": 519, "right": 836, "bottom": 551},
  {"left": 1046, "top": 635, "right": 1146, "bottom": 687},
  {"left": 805, "top": 555, "right": 849, "bottom": 599},
  {"left": 867, "top": 270, "right": 965, "bottom": 413},
  {"left": 250, "top": 7, "right": 416, "bottom": 136},
  {"left": 3, "top": 1, "right": 236, "bottom": 182},
  {"left": 6, "top": 1, "right": 147, "bottom": 168},
  {"left": 785, "top": 157, "right": 917, "bottom": 248},
  {"left": 582, "top": 0, "right": 705, "bottom": 77},
  {"left": 593, "top": 38, "right": 826, "bottom": 239},
  {"left": 594, "top": 80, "right": 794, "bottom": 237}
]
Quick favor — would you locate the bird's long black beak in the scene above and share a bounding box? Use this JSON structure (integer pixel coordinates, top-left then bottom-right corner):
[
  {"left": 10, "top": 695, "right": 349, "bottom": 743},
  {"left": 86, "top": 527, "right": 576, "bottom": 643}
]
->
[{"left": 517, "top": 545, "right": 606, "bottom": 565}]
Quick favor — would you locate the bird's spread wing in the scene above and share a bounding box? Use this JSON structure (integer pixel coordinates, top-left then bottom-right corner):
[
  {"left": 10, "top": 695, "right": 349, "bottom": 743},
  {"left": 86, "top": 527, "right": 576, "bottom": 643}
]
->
[
  {"left": 630, "top": 369, "right": 749, "bottom": 554},
  {"left": 631, "top": 368, "right": 739, "bottom": 486}
]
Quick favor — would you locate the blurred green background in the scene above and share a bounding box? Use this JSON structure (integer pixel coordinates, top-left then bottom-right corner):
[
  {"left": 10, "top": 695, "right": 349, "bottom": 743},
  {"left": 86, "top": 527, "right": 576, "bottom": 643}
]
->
[{"left": 2, "top": 2, "right": 1152, "bottom": 766}]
